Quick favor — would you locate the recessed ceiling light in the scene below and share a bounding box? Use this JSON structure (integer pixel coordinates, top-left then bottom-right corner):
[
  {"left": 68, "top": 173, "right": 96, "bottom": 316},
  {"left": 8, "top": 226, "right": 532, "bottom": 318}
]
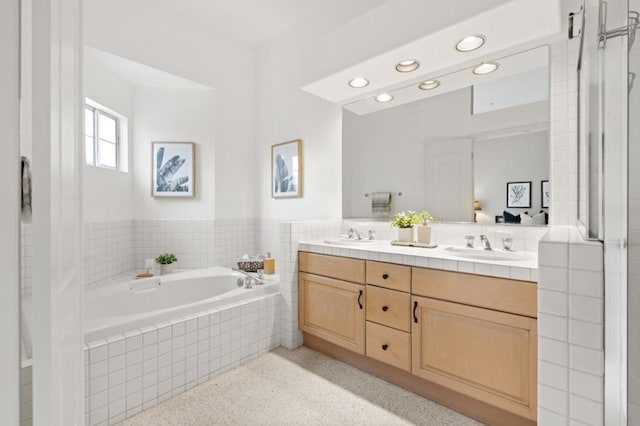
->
[
  {"left": 348, "top": 77, "right": 369, "bottom": 88},
  {"left": 418, "top": 80, "right": 440, "bottom": 90},
  {"left": 473, "top": 62, "right": 499, "bottom": 75},
  {"left": 375, "top": 93, "right": 394, "bottom": 103},
  {"left": 395, "top": 60, "right": 419, "bottom": 73},
  {"left": 456, "top": 35, "right": 486, "bottom": 52}
]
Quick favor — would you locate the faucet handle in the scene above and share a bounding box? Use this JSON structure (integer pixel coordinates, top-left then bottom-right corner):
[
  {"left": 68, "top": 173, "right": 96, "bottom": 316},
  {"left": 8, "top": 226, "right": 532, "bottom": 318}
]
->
[
  {"left": 368, "top": 229, "right": 376, "bottom": 240},
  {"left": 465, "top": 235, "right": 475, "bottom": 248},
  {"left": 348, "top": 228, "right": 354, "bottom": 239}
]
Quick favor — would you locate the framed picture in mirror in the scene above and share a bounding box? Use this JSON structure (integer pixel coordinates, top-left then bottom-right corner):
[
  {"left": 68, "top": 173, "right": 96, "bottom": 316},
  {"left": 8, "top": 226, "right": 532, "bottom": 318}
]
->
[
  {"left": 506, "top": 181, "right": 531, "bottom": 208},
  {"left": 541, "top": 180, "right": 550, "bottom": 208},
  {"left": 272, "top": 139, "right": 303, "bottom": 198}
]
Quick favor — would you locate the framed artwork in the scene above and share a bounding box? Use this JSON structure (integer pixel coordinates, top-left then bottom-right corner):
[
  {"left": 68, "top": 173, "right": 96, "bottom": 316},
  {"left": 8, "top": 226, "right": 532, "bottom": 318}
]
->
[
  {"left": 541, "top": 180, "right": 550, "bottom": 208},
  {"left": 272, "top": 139, "right": 303, "bottom": 198},
  {"left": 506, "top": 181, "right": 532, "bottom": 208},
  {"left": 152, "top": 142, "right": 195, "bottom": 197}
]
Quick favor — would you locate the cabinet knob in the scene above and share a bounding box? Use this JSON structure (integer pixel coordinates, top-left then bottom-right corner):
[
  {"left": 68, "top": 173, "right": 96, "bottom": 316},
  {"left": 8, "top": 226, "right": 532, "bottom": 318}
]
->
[
  {"left": 382, "top": 306, "right": 389, "bottom": 312},
  {"left": 382, "top": 344, "right": 388, "bottom": 351},
  {"left": 382, "top": 273, "right": 389, "bottom": 279}
]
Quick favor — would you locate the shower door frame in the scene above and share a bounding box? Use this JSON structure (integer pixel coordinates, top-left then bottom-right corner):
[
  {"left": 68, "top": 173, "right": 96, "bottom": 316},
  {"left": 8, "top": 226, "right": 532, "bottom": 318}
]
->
[{"left": 0, "top": 0, "right": 22, "bottom": 423}]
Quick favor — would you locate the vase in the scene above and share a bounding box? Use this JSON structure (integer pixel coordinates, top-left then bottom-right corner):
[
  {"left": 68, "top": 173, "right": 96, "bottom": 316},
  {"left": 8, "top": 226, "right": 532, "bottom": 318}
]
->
[
  {"left": 160, "top": 263, "right": 175, "bottom": 275},
  {"left": 415, "top": 224, "right": 431, "bottom": 244},
  {"left": 397, "top": 227, "right": 414, "bottom": 243}
]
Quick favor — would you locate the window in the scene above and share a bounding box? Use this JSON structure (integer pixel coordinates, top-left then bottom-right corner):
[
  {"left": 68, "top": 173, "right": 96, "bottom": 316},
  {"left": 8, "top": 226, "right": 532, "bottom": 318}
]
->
[{"left": 85, "top": 104, "right": 120, "bottom": 169}]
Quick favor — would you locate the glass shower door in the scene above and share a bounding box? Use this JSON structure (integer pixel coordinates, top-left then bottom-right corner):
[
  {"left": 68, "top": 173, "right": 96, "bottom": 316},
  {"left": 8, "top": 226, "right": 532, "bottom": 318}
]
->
[{"left": 628, "top": 1, "right": 640, "bottom": 423}]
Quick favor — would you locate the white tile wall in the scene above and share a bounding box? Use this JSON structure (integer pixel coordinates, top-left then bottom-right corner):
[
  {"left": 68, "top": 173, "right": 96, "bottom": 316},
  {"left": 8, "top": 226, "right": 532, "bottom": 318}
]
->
[
  {"left": 20, "top": 365, "right": 32, "bottom": 426},
  {"left": 549, "top": 39, "right": 579, "bottom": 226},
  {"left": 84, "top": 221, "right": 135, "bottom": 286},
  {"left": 537, "top": 228, "right": 604, "bottom": 426},
  {"left": 20, "top": 223, "right": 32, "bottom": 296},
  {"left": 85, "top": 292, "right": 280, "bottom": 425}
]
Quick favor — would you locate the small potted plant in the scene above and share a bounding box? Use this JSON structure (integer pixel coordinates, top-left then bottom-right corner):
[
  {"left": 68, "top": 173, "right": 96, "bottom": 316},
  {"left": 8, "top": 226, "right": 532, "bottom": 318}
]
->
[
  {"left": 414, "top": 210, "right": 434, "bottom": 244},
  {"left": 155, "top": 253, "right": 177, "bottom": 275},
  {"left": 391, "top": 211, "right": 418, "bottom": 242}
]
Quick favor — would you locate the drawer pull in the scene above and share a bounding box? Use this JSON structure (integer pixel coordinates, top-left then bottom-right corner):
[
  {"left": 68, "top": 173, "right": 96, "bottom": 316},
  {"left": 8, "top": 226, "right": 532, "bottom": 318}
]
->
[
  {"left": 382, "top": 306, "right": 389, "bottom": 312},
  {"left": 382, "top": 344, "right": 388, "bottom": 351},
  {"left": 358, "top": 290, "right": 363, "bottom": 309},
  {"left": 382, "top": 273, "right": 389, "bottom": 279},
  {"left": 413, "top": 301, "right": 418, "bottom": 323}
]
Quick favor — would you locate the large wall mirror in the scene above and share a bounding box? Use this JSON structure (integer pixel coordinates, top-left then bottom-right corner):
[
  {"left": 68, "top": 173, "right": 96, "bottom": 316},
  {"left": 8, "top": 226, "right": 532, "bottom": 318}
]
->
[{"left": 342, "top": 46, "right": 550, "bottom": 226}]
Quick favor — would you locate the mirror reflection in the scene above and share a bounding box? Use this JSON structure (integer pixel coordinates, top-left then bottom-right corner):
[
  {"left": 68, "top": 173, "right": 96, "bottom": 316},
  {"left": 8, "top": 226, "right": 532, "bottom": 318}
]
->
[{"left": 342, "top": 47, "right": 550, "bottom": 225}]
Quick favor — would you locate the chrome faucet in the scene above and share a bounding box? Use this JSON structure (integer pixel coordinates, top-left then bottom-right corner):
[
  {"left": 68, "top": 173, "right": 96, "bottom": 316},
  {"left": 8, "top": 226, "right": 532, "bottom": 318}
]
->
[
  {"left": 231, "top": 267, "right": 264, "bottom": 286},
  {"left": 348, "top": 228, "right": 362, "bottom": 240},
  {"left": 479, "top": 235, "right": 492, "bottom": 250},
  {"left": 368, "top": 229, "right": 376, "bottom": 240}
]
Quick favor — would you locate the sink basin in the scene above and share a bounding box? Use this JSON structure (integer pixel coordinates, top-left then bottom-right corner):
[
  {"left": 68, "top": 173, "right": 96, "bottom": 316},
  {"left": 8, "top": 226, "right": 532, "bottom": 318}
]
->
[
  {"left": 323, "top": 237, "right": 377, "bottom": 246},
  {"left": 443, "top": 246, "right": 534, "bottom": 261}
]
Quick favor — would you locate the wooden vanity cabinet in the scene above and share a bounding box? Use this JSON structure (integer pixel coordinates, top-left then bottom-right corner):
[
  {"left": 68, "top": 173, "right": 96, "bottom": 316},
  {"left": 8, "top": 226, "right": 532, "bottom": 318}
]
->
[
  {"left": 299, "top": 251, "right": 538, "bottom": 425},
  {"left": 412, "top": 295, "right": 537, "bottom": 420},
  {"left": 299, "top": 253, "right": 366, "bottom": 354}
]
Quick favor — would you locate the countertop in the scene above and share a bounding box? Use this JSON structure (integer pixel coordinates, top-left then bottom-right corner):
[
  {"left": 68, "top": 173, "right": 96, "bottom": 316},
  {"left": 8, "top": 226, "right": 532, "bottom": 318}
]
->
[{"left": 299, "top": 239, "right": 538, "bottom": 283}]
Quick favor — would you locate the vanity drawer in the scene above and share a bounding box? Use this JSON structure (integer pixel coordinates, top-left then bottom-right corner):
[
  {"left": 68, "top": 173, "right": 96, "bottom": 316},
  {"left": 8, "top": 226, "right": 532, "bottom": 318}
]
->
[
  {"left": 299, "top": 252, "right": 365, "bottom": 284},
  {"left": 366, "top": 285, "right": 411, "bottom": 332},
  {"left": 366, "top": 261, "right": 411, "bottom": 292},
  {"left": 366, "top": 321, "right": 411, "bottom": 372},
  {"left": 412, "top": 267, "right": 537, "bottom": 318}
]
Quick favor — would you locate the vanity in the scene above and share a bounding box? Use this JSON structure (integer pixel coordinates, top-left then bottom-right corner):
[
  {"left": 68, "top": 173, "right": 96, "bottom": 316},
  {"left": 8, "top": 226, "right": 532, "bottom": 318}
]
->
[{"left": 298, "top": 242, "right": 537, "bottom": 426}]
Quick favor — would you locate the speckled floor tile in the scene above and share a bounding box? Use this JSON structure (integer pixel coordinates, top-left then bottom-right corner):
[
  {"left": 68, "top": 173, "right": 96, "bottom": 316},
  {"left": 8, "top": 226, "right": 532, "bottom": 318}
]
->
[{"left": 119, "top": 346, "right": 483, "bottom": 426}]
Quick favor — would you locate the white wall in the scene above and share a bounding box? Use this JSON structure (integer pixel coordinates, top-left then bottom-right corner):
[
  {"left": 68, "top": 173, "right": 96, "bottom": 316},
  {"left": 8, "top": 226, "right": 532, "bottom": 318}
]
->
[
  {"left": 133, "top": 87, "right": 216, "bottom": 219},
  {"left": 475, "top": 131, "right": 550, "bottom": 222},
  {"left": 84, "top": 0, "right": 256, "bottom": 219},
  {"left": 256, "top": 29, "right": 343, "bottom": 220},
  {"left": 342, "top": 87, "right": 549, "bottom": 218},
  {"left": 83, "top": 50, "right": 134, "bottom": 222}
]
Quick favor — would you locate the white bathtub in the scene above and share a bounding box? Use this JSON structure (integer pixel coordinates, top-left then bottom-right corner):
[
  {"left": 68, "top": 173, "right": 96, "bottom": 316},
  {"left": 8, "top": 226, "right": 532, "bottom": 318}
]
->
[
  {"left": 83, "top": 267, "right": 281, "bottom": 424},
  {"left": 85, "top": 267, "right": 278, "bottom": 343}
]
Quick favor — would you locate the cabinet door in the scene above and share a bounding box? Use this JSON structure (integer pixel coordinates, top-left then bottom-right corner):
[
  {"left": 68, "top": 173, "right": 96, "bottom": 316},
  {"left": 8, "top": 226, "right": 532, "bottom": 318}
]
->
[
  {"left": 299, "top": 272, "right": 366, "bottom": 354},
  {"left": 411, "top": 296, "right": 537, "bottom": 420}
]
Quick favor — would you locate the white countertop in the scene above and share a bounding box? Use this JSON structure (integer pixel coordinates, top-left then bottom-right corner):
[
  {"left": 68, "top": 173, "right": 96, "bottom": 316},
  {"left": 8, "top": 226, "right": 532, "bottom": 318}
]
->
[{"left": 299, "top": 239, "right": 538, "bottom": 283}]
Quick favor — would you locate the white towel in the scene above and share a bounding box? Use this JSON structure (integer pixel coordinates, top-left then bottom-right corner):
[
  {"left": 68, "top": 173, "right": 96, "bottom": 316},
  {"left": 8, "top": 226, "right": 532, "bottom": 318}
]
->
[
  {"left": 371, "top": 192, "right": 391, "bottom": 218},
  {"left": 21, "top": 156, "right": 32, "bottom": 223}
]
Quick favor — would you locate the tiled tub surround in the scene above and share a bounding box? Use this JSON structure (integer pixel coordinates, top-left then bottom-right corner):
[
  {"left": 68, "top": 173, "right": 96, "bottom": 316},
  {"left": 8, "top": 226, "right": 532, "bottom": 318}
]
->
[
  {"left": 83, "top": 219, "right": 257, "bottom": 287},
  {"left": 84, "top": 284, "right": 281, "bottom": 425}
]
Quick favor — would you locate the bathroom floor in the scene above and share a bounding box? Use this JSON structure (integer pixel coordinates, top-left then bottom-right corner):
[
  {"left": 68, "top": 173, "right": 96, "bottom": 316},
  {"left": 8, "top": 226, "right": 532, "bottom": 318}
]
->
[{"left": 120, "top": 346, "right": 482, "bottom": 426}]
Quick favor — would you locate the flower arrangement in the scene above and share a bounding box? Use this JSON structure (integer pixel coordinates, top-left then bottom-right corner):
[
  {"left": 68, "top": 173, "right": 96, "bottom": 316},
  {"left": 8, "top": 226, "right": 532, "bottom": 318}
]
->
[
  {"left": 155, "top": 253, "right": 177, "bottom": 265},
  {"left": 390, "top": 210, "right": 434, "bottom": 228}
]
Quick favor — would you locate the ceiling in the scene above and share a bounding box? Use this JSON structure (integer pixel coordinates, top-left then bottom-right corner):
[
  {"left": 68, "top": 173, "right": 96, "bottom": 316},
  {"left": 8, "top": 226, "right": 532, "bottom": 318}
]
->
[
  {"left": 153, "top": 0, "right": 386, "bottom": 48},
  {"left": 85, "top": 47, "right": 211, "bottom": 89},
  {"left": 302, "top": 0, "right": 563, "bottom": 104}
]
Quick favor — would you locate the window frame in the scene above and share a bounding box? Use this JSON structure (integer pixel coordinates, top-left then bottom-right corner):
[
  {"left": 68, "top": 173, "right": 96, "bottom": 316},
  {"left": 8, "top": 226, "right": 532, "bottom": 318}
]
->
[{"left": 85, "top": 104, "right": 120, "bottom": 170}]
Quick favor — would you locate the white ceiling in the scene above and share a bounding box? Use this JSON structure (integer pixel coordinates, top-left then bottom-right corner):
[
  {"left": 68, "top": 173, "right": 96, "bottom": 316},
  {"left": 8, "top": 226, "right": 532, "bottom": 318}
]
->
[
  {"left": 153, "top": 0, "right": 386, "bottom": 48},
  {"left": 85, "top": 47, "right": 211, "bottom": 89},
  {"left": 302, "top": 0, "right": 563, "bottom": 104}
]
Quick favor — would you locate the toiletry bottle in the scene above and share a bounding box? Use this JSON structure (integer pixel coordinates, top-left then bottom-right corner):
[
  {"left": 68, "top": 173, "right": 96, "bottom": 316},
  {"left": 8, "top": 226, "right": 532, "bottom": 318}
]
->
[{"left": 263, "top": 252, "right": 275, "bottom": 275}]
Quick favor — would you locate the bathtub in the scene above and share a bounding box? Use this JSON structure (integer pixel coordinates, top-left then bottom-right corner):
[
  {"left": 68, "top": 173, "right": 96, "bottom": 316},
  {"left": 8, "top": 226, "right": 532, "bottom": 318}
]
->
[
  {"left": 85, "top": 267, "right": 278, "bottom": 342},
  {"left": 82, "top": 267, "right": 281, "bottom": 425}
]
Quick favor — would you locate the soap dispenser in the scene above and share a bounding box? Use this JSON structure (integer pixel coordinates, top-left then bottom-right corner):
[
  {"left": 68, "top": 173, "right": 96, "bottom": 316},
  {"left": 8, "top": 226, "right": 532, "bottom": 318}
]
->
[{"left": 263, "top": 252, "right": 275, "bottom": 275}]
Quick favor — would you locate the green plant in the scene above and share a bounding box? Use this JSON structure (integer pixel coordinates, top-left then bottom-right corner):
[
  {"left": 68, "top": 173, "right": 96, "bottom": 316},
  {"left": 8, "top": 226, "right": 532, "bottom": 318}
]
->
[
  {"left": 414, "top": 210, "right": 434, "bottom": 225},
  {"left": 155, "top": 253, "right": 177, "bottom": 265},
  {"left": 390, "top": 210, "right": 434, "bottom": 228}
]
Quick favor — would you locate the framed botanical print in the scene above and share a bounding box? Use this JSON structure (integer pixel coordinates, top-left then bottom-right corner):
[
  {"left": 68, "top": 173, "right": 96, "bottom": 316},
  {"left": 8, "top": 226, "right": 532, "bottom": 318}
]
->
[
  {"left": 272, "top": 139, "right": 303, "bottom": 198},
  {"left": 506, "top": 181, "right": 532, "bottom": 208},
  {"left": 152, "top": 142, "right": 195, "bottom": 197},
  {"left": 541, "top": 180, "right": 550, "bottom": 208}
]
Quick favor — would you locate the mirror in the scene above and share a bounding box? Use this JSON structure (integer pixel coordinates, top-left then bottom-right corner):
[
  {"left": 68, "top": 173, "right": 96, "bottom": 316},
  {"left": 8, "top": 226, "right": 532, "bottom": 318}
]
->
[{"left": 342, "top": 46, "right": 550, "bottom": 225}]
